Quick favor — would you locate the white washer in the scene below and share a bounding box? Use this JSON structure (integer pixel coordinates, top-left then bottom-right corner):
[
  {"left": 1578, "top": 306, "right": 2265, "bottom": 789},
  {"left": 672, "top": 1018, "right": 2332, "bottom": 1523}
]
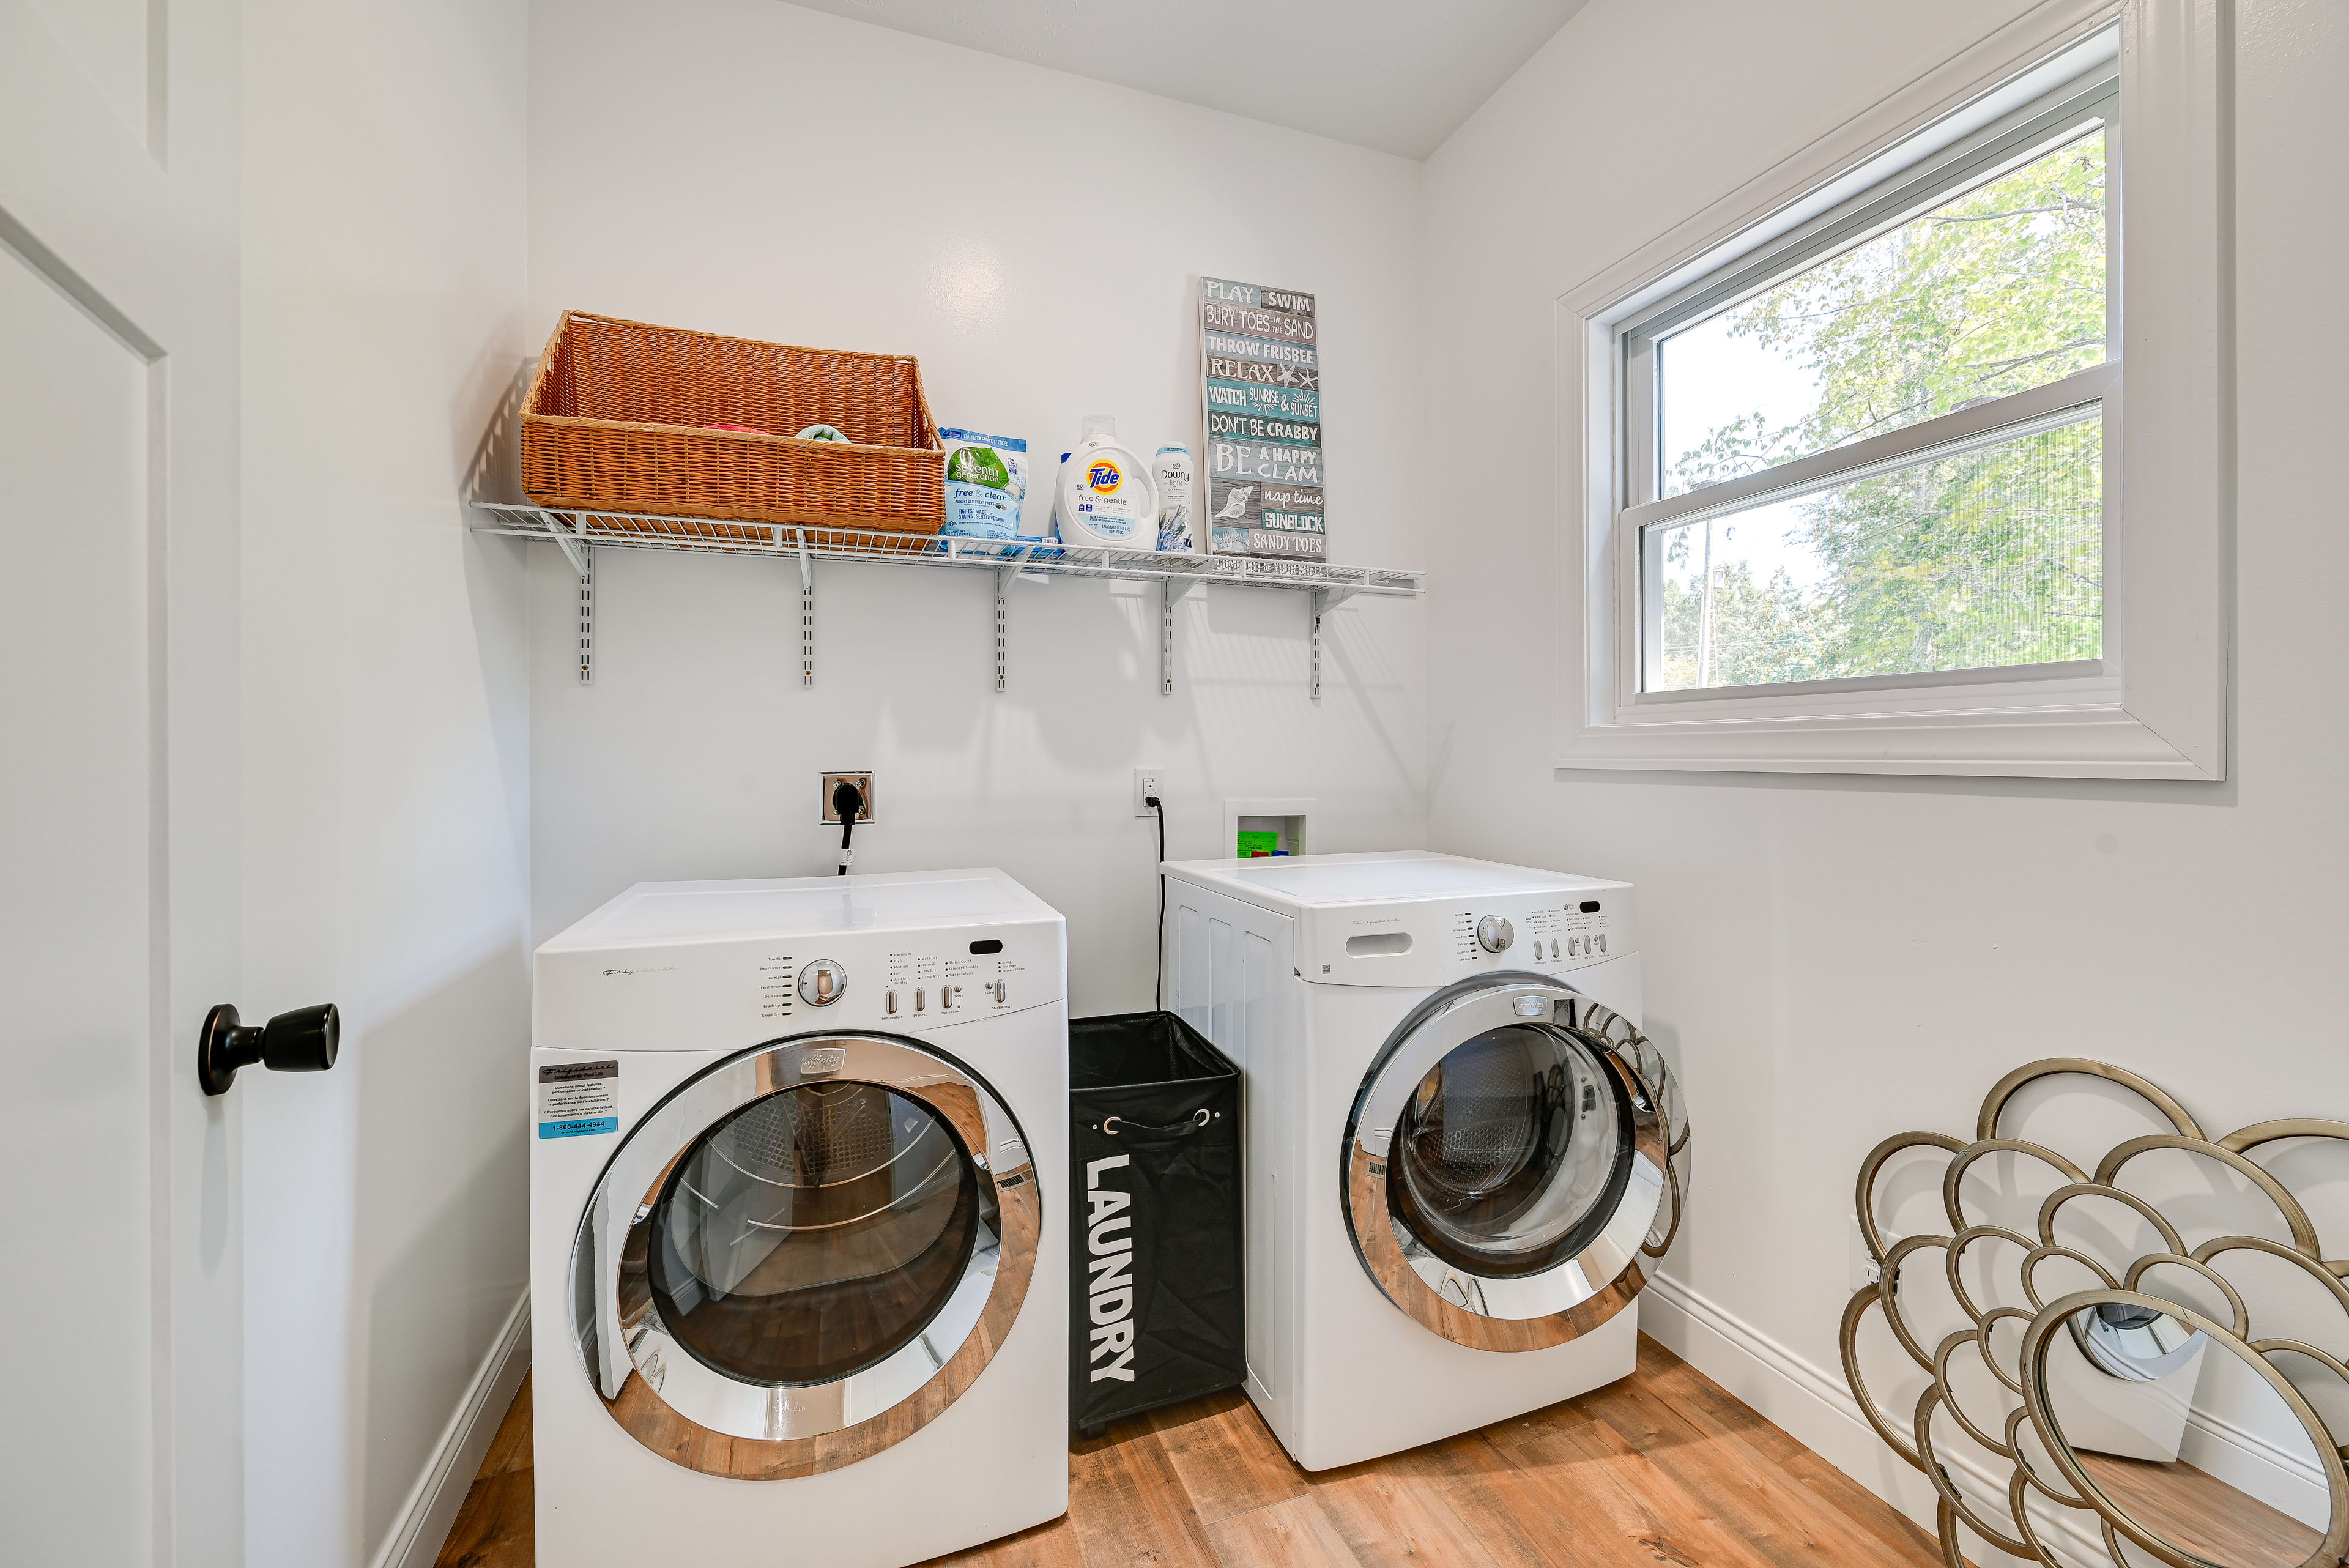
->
[
  {"left": 530, "top": 869, "right": 1068, "bottom": 1567},
  {"left": 1162, "top": 851, "right": 1689, "bottom": 1471}
]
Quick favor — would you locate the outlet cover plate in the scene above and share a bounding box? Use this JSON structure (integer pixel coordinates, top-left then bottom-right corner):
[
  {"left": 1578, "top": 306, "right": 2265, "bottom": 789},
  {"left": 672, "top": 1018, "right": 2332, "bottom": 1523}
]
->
[
  {"left": 821, "top": 772, "right": 875, "bottom": 825},
  {"left": 1134, "top": 767, "right": 1164, "bottom": 817}
]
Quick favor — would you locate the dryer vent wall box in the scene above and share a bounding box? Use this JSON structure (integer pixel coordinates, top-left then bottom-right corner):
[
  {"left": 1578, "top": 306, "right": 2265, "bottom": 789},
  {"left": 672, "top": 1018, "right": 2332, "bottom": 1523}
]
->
[
  {"left": 1160, "top": 851, "right": 1675, "bottom": 1473},
  {"left": 529, "top": 869, "right": 1070, "bottom": 1567},
  {"left": 1223, "top": 797, "right": 1313, "bottom": 860}
]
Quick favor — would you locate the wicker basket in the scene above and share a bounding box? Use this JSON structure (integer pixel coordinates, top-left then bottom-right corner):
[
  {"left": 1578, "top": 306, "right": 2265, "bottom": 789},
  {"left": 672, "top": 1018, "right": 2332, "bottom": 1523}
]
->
[{"left": 519, "top": 311, "right": 945, "bottom": 543}]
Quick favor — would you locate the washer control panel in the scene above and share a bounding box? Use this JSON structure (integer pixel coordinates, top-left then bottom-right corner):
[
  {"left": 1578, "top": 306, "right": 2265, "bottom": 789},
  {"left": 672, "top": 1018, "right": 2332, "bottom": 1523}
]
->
[{"left": 1302, "top": 885, "right": 1634, "bottom": 987}]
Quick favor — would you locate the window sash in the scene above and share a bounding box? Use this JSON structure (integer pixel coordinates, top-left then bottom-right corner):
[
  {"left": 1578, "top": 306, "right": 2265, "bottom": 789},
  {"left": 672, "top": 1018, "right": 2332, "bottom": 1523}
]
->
[
  {"left": 1618, "top": 66, "right": 2117, "bottom": 512},
  {"left": 1614, "top": 60, "right": 2119, "bottom": 704},
  {"left": 1634, "top": 385, "right": 2107, "bottom": 695}
]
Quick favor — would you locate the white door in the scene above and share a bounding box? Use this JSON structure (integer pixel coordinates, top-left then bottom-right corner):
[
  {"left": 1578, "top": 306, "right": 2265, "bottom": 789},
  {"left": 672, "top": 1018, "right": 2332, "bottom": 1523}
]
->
[{"left": 0, "top": 1, "right": 245, "bottom": 1564}]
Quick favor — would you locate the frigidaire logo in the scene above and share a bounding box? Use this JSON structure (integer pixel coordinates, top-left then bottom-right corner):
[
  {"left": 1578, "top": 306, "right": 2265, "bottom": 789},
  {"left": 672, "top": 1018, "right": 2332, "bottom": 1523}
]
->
[
  {"left": 600, "top": 966, "right": 677, "bottom": 977},
  {"left": 1085, "top": 1154, "right": 1137, "bottom": 1383}
]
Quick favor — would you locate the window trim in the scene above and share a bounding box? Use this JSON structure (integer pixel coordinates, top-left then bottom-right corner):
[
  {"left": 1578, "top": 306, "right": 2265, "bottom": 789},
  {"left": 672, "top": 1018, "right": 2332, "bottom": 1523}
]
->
[{"left": 1553, "top": 0, "right": 2229, "bottom": 779}]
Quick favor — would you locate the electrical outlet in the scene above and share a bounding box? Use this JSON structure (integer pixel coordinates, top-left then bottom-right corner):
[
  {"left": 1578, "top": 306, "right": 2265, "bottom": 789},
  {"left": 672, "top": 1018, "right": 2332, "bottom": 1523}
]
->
[
  {"left": 1134, "top": 767, "right": 1165, "bottom": 817},
  {"left": 1850, "top": 1213, "right": 1886, "bottom": 1293},
  {"left": 820, "top": 772, "right": 875, "bottom": 825}
]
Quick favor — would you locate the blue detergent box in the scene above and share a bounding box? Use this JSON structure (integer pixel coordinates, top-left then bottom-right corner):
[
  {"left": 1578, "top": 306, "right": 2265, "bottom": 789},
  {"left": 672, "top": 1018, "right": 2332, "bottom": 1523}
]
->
[{"left": 940, "top": 428, "right": 1027, "bottom": 538}]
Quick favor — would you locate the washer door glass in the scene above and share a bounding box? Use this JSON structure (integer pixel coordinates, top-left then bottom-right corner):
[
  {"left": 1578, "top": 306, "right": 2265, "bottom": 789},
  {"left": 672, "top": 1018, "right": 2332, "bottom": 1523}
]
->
[
  {"left": 648, "top": 1080, "right": 984, "bottom": 1387},
  {"left": 1343, "top": 977, "right": 1682, "bottom": 1352},
  {"left": 570, "top": 1032, "right": 1044, "bottom": 1478},
  {"left": 1388, "top": 1022, "right": 1631, "bottom": 1279}
]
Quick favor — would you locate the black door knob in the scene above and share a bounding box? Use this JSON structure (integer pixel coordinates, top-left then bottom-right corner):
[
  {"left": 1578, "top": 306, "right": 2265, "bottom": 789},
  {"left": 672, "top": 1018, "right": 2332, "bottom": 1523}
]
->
[{"left": 198, "top": 1003, "right": 339, "bottom": 1096}]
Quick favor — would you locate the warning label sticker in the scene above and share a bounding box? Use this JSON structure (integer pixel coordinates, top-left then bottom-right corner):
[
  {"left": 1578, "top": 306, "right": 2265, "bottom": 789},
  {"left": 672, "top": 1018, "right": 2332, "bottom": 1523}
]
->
[{"left": 538, "top": 1060, "right": 617, "bottom": 1139}]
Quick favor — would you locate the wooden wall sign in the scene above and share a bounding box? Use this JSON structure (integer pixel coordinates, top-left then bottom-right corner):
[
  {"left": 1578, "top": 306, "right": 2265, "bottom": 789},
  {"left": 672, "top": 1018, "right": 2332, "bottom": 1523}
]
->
[{"left": 1200, "top": 277, "right": 1326, "bottom": 561}]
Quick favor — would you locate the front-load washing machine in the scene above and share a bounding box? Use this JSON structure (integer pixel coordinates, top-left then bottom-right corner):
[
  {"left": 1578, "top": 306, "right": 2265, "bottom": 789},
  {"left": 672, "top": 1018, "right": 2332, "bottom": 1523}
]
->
[
  {"left": 530, "top": 869, "right": 1068, "bottom": 1567},
  {"left": 1162, "top": 851, "right": 1689, "bottom": 1470}
]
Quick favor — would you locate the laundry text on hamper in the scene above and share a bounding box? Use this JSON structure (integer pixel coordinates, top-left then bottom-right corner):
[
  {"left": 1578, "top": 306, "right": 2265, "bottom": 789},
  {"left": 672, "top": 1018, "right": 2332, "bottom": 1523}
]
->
[{"left": 1086, "top": 1154, "right": 1137, "bottom": 1382}]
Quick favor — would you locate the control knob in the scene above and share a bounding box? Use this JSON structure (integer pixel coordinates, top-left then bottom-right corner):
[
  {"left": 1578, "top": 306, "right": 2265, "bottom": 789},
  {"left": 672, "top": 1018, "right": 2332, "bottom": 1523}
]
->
[
  {"left": 798, "top": 959, "right": 847, "bottom": 1007},
  {"left": 1475, "top": 916, "right": 1514, "bottom": 954}
]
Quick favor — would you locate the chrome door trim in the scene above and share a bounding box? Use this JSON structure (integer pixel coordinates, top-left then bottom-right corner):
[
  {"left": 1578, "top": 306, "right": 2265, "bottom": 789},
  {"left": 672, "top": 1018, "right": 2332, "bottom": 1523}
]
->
[
  {"left": 568, "top": 1032, "right": 1041, "bottom": 1479},
  {"left": 1341, "top": 973, "right": 1689, "bottom": 1353}
]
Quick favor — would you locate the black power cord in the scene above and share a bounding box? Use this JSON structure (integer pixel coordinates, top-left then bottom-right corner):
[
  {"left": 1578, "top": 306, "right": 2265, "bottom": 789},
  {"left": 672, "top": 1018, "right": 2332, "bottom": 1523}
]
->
[
  {"left": 1146, "top": 793, "right": 1165, "bottom": 1009},
  {"left": 832, "top": 778, "right": 864, "bottom": 876}
]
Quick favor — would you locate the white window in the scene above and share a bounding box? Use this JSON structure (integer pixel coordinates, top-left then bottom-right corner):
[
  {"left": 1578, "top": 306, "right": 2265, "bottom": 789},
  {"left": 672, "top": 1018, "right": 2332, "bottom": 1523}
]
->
[{"left": 1557, "top": 4, "right": 2228, "bottom": 778}]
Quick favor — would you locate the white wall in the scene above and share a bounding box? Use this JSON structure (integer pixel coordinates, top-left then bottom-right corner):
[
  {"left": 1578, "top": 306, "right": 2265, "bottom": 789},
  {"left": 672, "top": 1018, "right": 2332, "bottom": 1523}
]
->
[
  {"left": 1423, "top": 0, "right": 2349, "bottom": 1533},
  {"left": 239, "top": 1, "right": 533, "bottom": 1562},
  {"left": 524, "top": 0, "right": 1428, "bottom": 1011}
]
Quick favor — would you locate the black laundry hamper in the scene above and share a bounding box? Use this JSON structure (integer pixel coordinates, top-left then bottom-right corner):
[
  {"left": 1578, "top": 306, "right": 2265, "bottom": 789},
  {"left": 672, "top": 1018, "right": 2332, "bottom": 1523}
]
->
[{"left": 1069, "top": 1010, "right": 1244, "bottom": 1436}]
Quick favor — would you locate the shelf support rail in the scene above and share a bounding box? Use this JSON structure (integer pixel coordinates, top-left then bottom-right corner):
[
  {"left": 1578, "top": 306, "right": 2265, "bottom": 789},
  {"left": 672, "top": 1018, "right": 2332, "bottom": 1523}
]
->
[
  {"left": 1162, "top": 575, "right": 1203, "bottom": 696},
  {"left": 795, "top": 529, "right": 814, "bottom": 688},
  {"left": 994, "top": 544, "right": 1033, "bottom": 693},
  {"left": 1310, "top": 585, "right": 1359, "bottom": 704}
]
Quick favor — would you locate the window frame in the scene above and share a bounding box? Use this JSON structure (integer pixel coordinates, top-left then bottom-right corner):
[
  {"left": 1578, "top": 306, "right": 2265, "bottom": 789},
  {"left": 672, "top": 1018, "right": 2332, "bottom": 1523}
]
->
[{"left": 1553, "top": 0, "right": 2229, "bottom": 779}]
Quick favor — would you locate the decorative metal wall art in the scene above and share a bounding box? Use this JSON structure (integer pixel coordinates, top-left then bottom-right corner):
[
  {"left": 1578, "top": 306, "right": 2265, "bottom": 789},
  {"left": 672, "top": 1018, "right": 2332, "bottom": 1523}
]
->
[{"left": 1847, "top": 1058, "right": 2349, "bottom": 1568}]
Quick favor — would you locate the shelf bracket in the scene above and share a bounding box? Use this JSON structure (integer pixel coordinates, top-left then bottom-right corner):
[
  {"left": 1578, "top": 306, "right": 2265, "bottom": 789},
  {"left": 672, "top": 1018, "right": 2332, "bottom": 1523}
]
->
[
  {"left": 795, "top": 529, "right": 814, "bottom": 688},
  {"left": 1162, "top": 576, "right": 1204, "bottom": 696},
  {"left": 545, "top": 510, "right": 592, "bottom": 581},
  {"left": 1310, "top": 586, "right": 1358, "bottom": 704}
]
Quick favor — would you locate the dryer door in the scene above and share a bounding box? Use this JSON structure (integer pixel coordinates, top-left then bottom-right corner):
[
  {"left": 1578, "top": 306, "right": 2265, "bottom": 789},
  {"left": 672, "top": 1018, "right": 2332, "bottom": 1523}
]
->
[
  {"left": 1341, "top": 975, "right": 1688, "bottom": 1351},
  {"left": 569, "top": 1032, "right": 1040, "bottom": 1477}
]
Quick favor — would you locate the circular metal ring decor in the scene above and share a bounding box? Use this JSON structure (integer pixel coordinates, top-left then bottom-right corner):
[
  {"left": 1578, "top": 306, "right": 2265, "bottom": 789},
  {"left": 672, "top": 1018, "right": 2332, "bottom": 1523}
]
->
[{"left": 1845, "top": 1058, "right": 2349, "bottom": 1568}]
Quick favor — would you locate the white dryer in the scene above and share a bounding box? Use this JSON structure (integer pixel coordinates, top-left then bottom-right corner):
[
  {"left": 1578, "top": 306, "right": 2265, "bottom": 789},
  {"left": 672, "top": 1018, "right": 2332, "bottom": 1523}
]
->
[
  {"left": 1162, "top": 852, "right": 1688, "bottom": 1471},
  {"left": 530, "top": 869, "right": 1068, "bottom": 1568}
]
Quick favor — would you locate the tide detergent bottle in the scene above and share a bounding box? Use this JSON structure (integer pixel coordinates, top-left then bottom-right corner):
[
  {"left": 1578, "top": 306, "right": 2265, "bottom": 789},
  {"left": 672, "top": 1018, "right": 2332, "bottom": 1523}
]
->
[{"left": 1053, "top": 414, "right": 1157, "bottom": 549}]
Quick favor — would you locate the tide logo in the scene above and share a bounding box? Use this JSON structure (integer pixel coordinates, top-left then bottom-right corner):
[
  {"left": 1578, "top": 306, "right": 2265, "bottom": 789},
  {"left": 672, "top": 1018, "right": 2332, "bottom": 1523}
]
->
[
  {"left": 1085, "top": 1154, "right": 1137, "bottom": 1383},
  {"left": 1086, "top": 459, "right": 1124, "bottom": 495}
]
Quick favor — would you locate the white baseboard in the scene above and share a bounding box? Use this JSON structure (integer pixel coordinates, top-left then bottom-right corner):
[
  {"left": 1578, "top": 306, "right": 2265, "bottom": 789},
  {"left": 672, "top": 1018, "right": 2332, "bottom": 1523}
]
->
[
  {"left": 2180, "top": 1392, "right": 2332, "bottom": 1527},
  {"left": 1641, "top": 1273, "right": 1946, "bottom": 1529},
  {"left": 1641, "top": 1273, "right": 2332, "bottom": 1556},
  {"left": 1641, "top": 1274, "right": 2082, "bottom": 1561},
  {"left": 368, "top": 1289, "right": 532, "bottom": 1568}
]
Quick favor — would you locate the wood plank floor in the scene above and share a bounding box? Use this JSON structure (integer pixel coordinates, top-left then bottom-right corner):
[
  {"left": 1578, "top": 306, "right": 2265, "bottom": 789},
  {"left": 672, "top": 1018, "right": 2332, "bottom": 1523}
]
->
[{"left": 433, "top": 1336, "right": 1945, "bottom": 1568}]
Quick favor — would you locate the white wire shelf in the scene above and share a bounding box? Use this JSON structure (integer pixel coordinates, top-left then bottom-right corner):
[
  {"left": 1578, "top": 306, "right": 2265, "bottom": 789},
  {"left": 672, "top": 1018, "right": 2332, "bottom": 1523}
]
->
[{"left": 467, "top": 499, "right": 1423, "bottom": 699}]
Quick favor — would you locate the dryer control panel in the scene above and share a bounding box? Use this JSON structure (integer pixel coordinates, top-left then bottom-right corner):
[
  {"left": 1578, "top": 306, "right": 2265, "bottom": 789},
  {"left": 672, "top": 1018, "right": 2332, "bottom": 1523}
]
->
[{"left": 535, "top": 920, "right": 1065, "bottom": 1053}]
